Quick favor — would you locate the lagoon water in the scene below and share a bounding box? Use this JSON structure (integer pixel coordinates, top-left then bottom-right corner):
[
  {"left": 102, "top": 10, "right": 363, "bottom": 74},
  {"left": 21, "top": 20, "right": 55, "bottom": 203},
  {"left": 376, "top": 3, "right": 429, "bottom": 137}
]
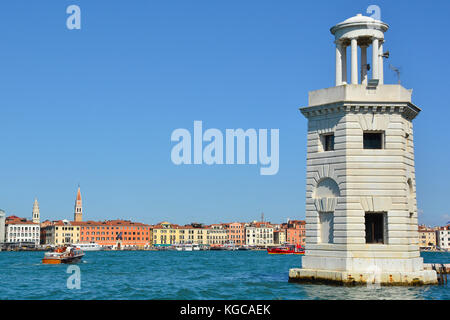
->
[{"left": 0, "top": 251, "right": 448, "bottom": 300}]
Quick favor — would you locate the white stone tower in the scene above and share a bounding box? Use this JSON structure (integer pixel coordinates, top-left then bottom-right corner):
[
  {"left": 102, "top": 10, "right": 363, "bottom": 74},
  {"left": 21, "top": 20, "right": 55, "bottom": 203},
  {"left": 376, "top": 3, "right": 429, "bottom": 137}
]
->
[
  {"left": 289, "top": 14, "right": 437, "bottom": 285},
  {"left": 74, "top": 186, "right": 83, "bottom": 222},
  {"left": 0, "top": 209, "right": 5, "bottom": 244},
  {"left": 32, "top": 198, "right": 40, "bottom": 224}
]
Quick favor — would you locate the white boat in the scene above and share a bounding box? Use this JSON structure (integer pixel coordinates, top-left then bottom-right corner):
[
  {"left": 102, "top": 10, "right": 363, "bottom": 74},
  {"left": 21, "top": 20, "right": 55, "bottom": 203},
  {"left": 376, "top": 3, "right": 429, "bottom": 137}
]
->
[
  {"left": 223, "top": 242, "right": 237, "bottom": 251},
  {"left": 76, "top": 243, "right": 104, "bottom": 251},
  {"left": 173, "top": 243, "right": 198, "bottom": 251}
]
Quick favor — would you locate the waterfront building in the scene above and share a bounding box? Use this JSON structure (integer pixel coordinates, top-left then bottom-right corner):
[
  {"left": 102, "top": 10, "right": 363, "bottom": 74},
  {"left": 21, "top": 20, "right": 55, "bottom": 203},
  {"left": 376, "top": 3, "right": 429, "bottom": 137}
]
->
[
  {"left": 418, "top": 225, "right": 437, "bottom": 250},
  {"left": 78, "top": 220, "right": 152, "bottom": 249},
  {"left": 207, "top": 224, "right": 228, "bottom": 247},
  {"left": 5, "top": 215, "right": 40, "bottom": 246},
  {"left": 245, "top": 222, "right": 274, "bottom": 247},
  {"left": 273, "top": 229, "right": 286, "bottom": 245},
  {"left": 179, "top": 223, "right": 208, "bottom": 245},
  {"left": 152, "top": 221, "right": 181, "bottom": 246},
  {"left": 74, "top": 187, "right": 83, "bottom": 222},
  {"left": 223, "top": 222, "right": 246, "bottom": 246},
  {"left": 284, "top": 220, "right": 306, "bottom": 247},
  {"left": 289, "top": 13, "right": 437, "bottom": 285},
  {"left": 32, "top": 198, "right": 40, "bottom": 224},
  {"left": 41, "top": 220, "right": 81, "bottom": 246},
  {"left": 39, "top": 220, "right": 53, "bottom": 245},
  {"left": 0, "top": 209, "right": 5, "bottom": 245},
  {"left": 436, "top": 225, "right": 450, "bottom": 251},
  {"left": 42, "top": 219, "right": 152, "bottom": 249}
]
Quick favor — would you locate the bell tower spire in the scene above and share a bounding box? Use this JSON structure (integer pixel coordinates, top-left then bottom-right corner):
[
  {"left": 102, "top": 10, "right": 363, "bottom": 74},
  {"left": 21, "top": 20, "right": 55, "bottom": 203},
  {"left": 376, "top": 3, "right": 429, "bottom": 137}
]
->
[
  {"left": 32, "top": 198, "right": 40, "bottom": 224},
  {"left": 74, "top": 186, "right": 83, "bottom": 222}
]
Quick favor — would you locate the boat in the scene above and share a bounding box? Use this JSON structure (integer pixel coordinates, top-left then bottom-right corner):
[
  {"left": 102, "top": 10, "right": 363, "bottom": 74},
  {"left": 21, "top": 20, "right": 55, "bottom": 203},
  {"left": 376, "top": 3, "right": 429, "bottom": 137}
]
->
[
  {"left": 223, "top": 242, "right": 237, "bottom": 251},
  {"left": 267, "top": 244, "right": 305, "bottom": 255},
  {"left": 42, "top": 246, "right": 85, "bottom": 264},
  {"left": 173, "top": 243, "right": 195, "bottom": 251},
  {"left": 237, "top": 245, "right": 250, "bottom": 251},
  {"left": 209, "top": 245, "right": 225, "bottom": 250},
  {"left": 76, "top": 242, "right": 103, "bottom": 251}
]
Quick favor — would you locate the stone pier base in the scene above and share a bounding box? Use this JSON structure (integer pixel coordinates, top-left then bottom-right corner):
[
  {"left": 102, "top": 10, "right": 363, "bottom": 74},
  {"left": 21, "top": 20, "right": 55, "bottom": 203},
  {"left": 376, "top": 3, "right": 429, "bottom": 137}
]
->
[{"left": 289, "top": 268, "right": 438, "bottom": 286}]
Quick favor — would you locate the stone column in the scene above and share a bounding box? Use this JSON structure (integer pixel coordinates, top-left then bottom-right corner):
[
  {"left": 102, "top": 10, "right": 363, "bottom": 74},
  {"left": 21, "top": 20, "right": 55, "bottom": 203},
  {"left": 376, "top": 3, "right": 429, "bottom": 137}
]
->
[
  {"left": 379, "top": 42, "right": 384, "bottom": 84},
  {"left": 342, "top": 44, "right": 347, "bottom": 84},
  {"left": 360, "top": 45, "right": 368, "bottom": 85},
  {"left": 372, "top": 38, "right": 379, "bottom": 80},
  {"left": 351, "top": 38, "right": 358, "bottom": 84},
  {"left": 335, "top": 42, "right": 342, "bottom": 86}
]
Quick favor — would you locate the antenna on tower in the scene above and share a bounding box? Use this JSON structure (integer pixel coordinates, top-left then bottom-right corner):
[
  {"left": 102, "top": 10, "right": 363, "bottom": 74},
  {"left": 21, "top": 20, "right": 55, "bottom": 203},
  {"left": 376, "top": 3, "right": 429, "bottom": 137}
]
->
[
  {"left": 389, "top": 64, "right": 402, "bottom": 84},
  {"left": 261, "top": 212, "right": 264, "bottom": 222}
]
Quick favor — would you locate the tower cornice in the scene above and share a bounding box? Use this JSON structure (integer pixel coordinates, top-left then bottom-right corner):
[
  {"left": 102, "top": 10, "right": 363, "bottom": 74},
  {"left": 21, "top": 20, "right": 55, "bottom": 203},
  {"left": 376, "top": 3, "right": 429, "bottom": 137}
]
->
[{"left": 300, "top": 101, "right": 420, "bottom": 121}]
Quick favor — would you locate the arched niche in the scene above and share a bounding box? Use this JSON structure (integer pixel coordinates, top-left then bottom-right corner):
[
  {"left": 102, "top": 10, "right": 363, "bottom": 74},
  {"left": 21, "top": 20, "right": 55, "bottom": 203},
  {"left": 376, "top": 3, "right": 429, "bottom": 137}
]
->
[
  {"left": 314, "top": 177, "right": 340, "bottom": 199},
  {"left": 313, "top": 177, "right": 340, "bottom": 244}
]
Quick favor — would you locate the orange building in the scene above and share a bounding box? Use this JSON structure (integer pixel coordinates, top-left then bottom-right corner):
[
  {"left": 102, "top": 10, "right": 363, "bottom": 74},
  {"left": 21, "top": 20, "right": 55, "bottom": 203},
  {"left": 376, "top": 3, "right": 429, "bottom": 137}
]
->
[
  {"left": 77, "top": 220, "right": 152, "bottom": 249},
  {"left": 223, "top": 222, "right": 245, "bottom": 246},
  {"left": 285, "top": 220, "right": 306, "bottom": 247}
]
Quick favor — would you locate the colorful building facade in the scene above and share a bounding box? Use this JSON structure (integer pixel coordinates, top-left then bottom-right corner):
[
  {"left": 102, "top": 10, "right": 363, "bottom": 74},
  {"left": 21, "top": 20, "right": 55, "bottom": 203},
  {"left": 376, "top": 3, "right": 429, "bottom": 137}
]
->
[
  {"left": 418, "top": 225, "right": 437, "bottom": 250},
  {"left": 78, "top": 220, "right": 152, "bottom": 249},
  {"left": 224, "top": 222, "right": 245, "bottom": 246},
  {"left": 285, "top": 220, "right": 306, "bottom": 247},
  {"left": 5, "top": 215, "right": 40, "bottom": 246}
]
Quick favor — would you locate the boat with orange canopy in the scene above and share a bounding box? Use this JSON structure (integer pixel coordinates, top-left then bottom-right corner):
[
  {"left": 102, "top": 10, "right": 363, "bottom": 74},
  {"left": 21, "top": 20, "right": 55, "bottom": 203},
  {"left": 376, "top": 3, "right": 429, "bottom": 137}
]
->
[{"left": 42, "top": 246, "right": 85, "bottom": 264}]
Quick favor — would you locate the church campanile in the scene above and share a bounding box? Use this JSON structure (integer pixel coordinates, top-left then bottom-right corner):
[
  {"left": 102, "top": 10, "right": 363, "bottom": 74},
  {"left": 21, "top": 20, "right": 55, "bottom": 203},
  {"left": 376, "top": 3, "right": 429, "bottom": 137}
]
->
[{"left": 74, "top": 186, "right": 83, "bottom": 222}]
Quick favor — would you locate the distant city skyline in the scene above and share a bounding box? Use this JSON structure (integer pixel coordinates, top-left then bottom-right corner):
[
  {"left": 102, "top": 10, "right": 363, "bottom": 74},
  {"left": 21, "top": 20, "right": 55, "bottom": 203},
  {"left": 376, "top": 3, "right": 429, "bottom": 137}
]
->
[{"left": 1, "top": 1, "right": 449, "bottom": 227}]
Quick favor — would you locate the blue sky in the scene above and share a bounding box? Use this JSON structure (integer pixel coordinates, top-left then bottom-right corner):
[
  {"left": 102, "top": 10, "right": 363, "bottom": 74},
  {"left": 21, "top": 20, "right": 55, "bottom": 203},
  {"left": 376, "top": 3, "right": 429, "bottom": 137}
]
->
[{"left": 0, "top": 1, "right": 449, "bottom": 226}]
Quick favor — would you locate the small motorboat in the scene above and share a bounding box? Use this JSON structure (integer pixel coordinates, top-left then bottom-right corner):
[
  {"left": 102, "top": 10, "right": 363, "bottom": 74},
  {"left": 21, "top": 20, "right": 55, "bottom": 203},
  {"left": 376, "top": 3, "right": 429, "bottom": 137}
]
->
[
  {"left": 76, "top": 242, "right": 103, "bottom": 251},
  {"left": 267, "top": 244, "right": 305, "bottom": 255},
  {"left": 42, "top": 246, "right": 85, "bottom": 264},
  {"left": 223, "top": 243, "right": 237, "bottom": 251},
  {"left": 209, "top": 245, "right": 225, "bottom": 250},
  {"left": 173, "top": 243, "right": 196, "bottom": 251}
]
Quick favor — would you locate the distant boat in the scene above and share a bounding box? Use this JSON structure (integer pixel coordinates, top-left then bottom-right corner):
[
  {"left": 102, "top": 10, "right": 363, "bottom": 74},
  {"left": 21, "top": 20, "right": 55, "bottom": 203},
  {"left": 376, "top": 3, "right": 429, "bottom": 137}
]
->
[
  {"left": 173, "top": 243, "right": 199, "bottom": 251},
  {"left": 76, "top": 243, "right": 104, "bottom": 251},
  {"left": 42, "top": 246, "right": 84, "bottom": 264},
  {"left": 223, "top": 243, "right": 237, "bottom": 251},
  {"left": 267, "top": 244, "right": 304, "bottom": 255},
  {"left": 210, "top": 245, "right": 225, "bottom": 250}
]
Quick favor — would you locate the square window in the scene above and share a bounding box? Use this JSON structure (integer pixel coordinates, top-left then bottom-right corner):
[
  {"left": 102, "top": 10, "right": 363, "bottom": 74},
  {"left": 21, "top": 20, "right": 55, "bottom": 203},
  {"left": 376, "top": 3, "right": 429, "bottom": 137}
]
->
[
  {"left": 321, "top": 134, "right": 335, "bottom": 151},
  {"left": 363, "top": 132, "right": 383, "bottom": 149},
  {"left": 365, "top": 212, "right": 385, "bottom": 244}
]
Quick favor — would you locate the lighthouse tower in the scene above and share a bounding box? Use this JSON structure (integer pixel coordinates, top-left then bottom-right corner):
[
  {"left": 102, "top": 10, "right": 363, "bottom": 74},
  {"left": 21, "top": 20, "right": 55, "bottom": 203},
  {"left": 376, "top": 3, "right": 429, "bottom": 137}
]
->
[{"left": 289, "top": 14, "right": 437, "bottom": 285}]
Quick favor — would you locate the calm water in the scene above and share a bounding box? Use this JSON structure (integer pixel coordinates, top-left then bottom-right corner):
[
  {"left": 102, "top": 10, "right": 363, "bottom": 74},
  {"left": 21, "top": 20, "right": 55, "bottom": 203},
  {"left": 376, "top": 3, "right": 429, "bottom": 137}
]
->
[{"left": 0, "top": 251, "right": 448, "bottom": 300}]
